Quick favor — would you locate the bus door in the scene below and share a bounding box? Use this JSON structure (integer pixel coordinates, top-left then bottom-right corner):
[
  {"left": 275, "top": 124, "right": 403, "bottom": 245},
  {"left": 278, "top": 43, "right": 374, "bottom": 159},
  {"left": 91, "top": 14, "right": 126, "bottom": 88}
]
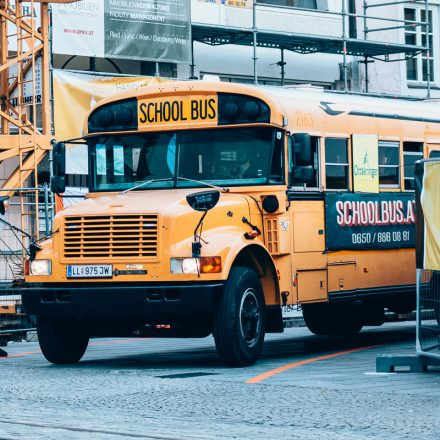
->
[{"left": 288, "top": 134, "right": 328, "bottom": 304}]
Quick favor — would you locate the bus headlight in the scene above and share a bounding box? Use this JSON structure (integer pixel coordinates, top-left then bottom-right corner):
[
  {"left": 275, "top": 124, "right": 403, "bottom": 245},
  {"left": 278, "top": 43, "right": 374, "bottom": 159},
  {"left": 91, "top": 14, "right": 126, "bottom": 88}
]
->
[
  {"left": 170, "top": 257, "right": 221, "bottom": 274},
  {"left": 30, "top": 260, "right": 52, "bottom": 276}
]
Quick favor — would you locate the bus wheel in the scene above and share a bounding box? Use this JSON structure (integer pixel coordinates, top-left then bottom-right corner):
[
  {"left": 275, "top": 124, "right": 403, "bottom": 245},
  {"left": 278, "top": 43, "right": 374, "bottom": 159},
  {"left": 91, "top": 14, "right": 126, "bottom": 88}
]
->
[
  {"left": 213, "top": 267, "right": 266, "bottom": 367},
  {"left": 302, "top": 302, "right": 363, "bottom": 336},
  {"left": 37, "top": 316, "right": 89, "bottom": 364}
]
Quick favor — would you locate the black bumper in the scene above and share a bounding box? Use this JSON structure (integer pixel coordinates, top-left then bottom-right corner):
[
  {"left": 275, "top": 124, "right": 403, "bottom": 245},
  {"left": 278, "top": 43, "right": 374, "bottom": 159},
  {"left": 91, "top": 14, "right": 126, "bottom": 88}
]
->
[{"left": 21, "top": 282, "right": 224, "bottom": 319}]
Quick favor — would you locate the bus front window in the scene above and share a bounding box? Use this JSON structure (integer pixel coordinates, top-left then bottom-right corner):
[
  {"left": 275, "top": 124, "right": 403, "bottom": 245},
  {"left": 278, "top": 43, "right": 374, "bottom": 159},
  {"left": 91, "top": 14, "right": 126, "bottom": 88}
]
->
[{"left": 89, "top": 127, "right": 283, "bottom": 191}]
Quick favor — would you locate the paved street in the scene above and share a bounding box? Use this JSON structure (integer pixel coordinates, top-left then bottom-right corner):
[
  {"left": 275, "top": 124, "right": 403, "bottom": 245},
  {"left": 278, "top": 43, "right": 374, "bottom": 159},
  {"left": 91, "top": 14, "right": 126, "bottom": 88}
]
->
[{"left": 1, "top": 322, "right": 439, "bottom": 440}]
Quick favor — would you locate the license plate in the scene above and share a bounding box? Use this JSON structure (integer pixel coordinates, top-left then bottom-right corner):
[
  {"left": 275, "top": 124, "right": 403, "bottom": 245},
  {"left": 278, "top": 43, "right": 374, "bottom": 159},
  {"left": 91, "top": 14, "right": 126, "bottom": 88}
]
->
[{"left": 67, "top": 265, "right": 113, "bottom": 278}]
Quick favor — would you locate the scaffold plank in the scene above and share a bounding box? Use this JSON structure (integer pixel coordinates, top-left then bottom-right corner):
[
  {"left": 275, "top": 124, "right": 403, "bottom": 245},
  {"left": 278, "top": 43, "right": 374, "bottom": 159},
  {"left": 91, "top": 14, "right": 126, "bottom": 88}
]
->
[{"left": 192, "top": 23, "right": 425, "bottom": 58}]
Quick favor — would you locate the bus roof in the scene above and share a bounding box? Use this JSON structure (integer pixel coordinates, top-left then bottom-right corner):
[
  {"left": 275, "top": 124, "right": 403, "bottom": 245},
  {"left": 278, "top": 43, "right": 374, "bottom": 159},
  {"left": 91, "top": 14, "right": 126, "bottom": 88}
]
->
[{"left": 85, "top": 80, "right": 440, "bottom": 137}]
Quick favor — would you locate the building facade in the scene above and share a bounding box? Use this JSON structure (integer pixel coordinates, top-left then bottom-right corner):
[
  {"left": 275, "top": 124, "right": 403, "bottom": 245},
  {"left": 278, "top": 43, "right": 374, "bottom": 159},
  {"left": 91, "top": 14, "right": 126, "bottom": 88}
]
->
[{"left": 50, "top": 0, "right": 437, "bottom": 99}]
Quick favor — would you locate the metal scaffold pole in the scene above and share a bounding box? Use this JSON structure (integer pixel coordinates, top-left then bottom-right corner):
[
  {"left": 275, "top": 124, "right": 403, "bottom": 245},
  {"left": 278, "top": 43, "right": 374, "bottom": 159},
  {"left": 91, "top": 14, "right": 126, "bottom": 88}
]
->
[
  {"left": 342, "top": 0, "right": 348, "bottom": 92},
  {"left": 280, "top": 48, "right": 286, "bottom": 86},
  {"left": 425, "top": 0, "right": 431, "bottom": 99},
  {"left": 252, "top": 1, "right": 258, "bottom": 85},
  {"left": 363, "top": 0, "right": 369, "bottom": 93}
]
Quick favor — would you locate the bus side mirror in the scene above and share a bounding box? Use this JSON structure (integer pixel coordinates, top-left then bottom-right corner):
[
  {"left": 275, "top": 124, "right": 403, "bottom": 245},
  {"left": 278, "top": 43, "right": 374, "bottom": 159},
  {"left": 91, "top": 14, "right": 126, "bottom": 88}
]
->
[
  {"left": 292, "top": 133, "right": 312, "bottom": 165},
  {"left": 51, "top": 142, "right": 66, "bottom": 194},
  {"left": 0, "top": 196, "right": 9, "bottom": 215},
  {"left": 51, "top": 176, "right": 66, "bottom": 194},
  {"left": 52, "top": 142, "right": 66, "bottom": 176},
  {"left": 293, "top": 165, "right": 314, "bottom": 185},
  {"left": 186, "top": 190, "right": 220, "bottom": 212}
]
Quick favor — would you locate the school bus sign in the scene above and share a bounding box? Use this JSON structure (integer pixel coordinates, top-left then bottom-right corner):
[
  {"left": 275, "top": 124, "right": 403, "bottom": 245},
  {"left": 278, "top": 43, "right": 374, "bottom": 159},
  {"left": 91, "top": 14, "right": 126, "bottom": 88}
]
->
[{"left": 138, "top": 95, "right": 218, "bottom": 127}]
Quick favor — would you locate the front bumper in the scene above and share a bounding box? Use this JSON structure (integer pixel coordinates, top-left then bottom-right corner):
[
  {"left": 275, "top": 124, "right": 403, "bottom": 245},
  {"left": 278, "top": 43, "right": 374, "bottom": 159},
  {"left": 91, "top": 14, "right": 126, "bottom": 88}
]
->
[{"left": 21, "top": 282, "right": 224, "bottom": 319}]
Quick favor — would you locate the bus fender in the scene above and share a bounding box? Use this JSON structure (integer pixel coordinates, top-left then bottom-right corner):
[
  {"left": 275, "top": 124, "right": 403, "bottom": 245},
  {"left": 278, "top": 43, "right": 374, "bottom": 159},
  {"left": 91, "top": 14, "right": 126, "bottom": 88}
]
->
[
  {"left": 225, "top": 241, "right": 283, "bottom": 334},
  {"left": 171, "top": 228, "right": 282, "bottom": 324}
]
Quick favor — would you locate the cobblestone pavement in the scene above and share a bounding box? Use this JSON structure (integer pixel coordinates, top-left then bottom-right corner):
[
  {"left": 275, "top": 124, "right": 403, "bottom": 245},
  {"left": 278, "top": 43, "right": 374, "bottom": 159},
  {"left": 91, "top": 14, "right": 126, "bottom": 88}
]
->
[{"left": 1, "top": 322, "right": 440, "bottom": 440}]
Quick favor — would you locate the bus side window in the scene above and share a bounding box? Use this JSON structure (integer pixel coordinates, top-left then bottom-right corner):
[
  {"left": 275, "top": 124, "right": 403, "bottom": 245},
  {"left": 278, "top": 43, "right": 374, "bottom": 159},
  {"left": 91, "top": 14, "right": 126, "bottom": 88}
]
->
[
  {"left": 325, "top": 138, "right": 348, "bottom": 190},
  {"left": 403, "top": 142, "right": 423, "bottom": 190},
  {"left": 289, "top": 136, "right": 319, "bottom": 188},
  {"left": 379, "top": 141, "right": 400, "bottom": 188},
  {"left": 429, "top": 150, "right": 440, "bottom": 158}
]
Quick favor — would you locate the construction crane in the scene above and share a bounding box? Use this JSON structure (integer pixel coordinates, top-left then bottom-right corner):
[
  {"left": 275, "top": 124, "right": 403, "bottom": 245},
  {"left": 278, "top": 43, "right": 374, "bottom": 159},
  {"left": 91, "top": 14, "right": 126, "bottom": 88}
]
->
[
  {"left": 0, "top": 0, "right": 79, "bottom": 240},
  {"left": 0, "top": 1, "right": 80, "bottom": 338}
]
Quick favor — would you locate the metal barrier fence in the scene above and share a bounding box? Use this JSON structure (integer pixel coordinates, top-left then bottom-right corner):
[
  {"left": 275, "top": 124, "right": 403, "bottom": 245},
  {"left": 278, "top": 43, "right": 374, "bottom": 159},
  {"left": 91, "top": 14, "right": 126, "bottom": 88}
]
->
[
  {"left": 0, "top": 186, "right": 54, "bottom": 337},
  {"left": 417, "top": 269, "right": 440, "bottom": 360}
]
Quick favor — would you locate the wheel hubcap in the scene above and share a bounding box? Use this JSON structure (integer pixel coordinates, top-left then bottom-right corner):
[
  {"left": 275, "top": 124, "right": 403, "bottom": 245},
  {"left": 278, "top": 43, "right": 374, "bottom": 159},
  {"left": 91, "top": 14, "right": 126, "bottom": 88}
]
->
[{"left": 239, "top": 288, "right": 261, "bottom": 348}]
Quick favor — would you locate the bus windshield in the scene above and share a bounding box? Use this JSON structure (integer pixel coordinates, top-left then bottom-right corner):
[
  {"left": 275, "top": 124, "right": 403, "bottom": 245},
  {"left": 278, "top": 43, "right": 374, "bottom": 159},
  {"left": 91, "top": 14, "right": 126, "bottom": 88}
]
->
[{"left": 89, "top": 127, "right": 284, "bottom": 192}]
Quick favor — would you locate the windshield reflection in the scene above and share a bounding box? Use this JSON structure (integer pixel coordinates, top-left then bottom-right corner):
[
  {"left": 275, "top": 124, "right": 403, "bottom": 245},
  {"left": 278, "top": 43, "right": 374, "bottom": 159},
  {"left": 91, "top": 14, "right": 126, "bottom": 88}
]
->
[{"left": 89, "top": 127, "right": 284, "bottom": 192}]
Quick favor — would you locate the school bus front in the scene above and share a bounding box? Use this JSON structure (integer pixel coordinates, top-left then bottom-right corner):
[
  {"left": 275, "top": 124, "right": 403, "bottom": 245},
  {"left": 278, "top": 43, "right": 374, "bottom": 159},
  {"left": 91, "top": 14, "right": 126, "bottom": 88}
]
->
[{"left": 22, "top": 83, "right": 289, "bottom": 366}]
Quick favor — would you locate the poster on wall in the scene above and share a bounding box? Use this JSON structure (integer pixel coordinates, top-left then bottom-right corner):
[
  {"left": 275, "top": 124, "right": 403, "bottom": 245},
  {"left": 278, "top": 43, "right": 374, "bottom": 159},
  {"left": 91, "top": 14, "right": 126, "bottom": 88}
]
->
[
  {"left": 352, "top": 134, "right": 379, "bottom": 193},
  {"left": 7, "top": 1, "right": 41, "bottom": 52},
  {"left": 52, "top": 0, "right": 191, "bottom": 63},
  {"left": 9, "top": 58, "right": 42, "bottom": 108},
  {"left": 325, "top": 192, "right": 415, "bottom": 251}
]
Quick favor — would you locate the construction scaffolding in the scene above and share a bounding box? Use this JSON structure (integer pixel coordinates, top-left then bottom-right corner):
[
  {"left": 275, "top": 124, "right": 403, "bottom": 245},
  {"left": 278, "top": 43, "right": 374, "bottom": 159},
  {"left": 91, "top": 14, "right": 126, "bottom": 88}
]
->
[{"left": 192, "top": 0, "right": 430, "bottom": 95}]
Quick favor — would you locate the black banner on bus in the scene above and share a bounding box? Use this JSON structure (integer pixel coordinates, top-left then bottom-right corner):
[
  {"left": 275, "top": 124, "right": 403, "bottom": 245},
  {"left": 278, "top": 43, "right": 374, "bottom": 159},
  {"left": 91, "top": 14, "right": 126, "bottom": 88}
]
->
[{"left": 325, "top": 192, "right": 415, "bottom": 251}]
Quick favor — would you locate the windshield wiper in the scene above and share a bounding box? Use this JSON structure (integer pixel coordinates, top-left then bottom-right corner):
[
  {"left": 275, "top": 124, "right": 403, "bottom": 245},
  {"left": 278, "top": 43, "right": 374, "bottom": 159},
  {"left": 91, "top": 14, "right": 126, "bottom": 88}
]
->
[
  {"left": 121, "top": 178, "right": 173, "bottom": 194},
  {"left": 122, "top": 176, "right": 229, "bottom": 194},
  {"left": 177, "top": 177, "right": 229, "bottom": 193}
]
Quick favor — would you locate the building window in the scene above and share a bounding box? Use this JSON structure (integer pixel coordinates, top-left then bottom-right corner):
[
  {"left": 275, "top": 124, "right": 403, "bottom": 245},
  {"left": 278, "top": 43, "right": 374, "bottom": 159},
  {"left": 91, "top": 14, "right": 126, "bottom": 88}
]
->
[
  {"left": 258, "top": 0, "right": 327, "bottom": 10},
  {"left": 405, "top": 8, "right": 435, "bottom": 82},
  {"left": 379, "top": 141, "right": 400, "bottom": 188},
  {"left": 325, "top": 138, "right": 348, "bottom": 190},
  {"left": 403, "top": 142, "right": 423, "bottom": 190}
]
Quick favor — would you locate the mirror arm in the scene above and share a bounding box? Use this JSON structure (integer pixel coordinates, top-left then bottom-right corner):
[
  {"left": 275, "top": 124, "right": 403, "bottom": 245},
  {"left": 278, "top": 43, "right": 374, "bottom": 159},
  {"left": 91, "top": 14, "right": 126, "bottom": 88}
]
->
[{"left": 192, "top": 210, "right": 209, "bottom": 258}]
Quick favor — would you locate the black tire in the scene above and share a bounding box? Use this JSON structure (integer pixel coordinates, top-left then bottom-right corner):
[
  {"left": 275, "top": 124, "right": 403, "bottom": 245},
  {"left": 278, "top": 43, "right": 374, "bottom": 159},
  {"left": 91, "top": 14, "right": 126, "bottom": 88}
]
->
[
  {"left": 213, "top": 267, "right": 266, "bottom": 367},
  {"left": 37, "top": 316, "right": 89, "bottom": 364},
  {"left": 302, "top": 302, "right": 363, "bottom": 336}
]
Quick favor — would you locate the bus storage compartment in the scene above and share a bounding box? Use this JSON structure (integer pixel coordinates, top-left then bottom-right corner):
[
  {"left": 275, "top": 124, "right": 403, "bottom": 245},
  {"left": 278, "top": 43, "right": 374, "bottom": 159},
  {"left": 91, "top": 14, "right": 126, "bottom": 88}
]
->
[
  {"left": 292, "top": 201, "right": 325, "bottom": 253},
  {"left": 327, "top": 260, "right": 357, "bottom": 292},
  {"left": 296, "top": 268, "right": 327, "bottom": 302}
]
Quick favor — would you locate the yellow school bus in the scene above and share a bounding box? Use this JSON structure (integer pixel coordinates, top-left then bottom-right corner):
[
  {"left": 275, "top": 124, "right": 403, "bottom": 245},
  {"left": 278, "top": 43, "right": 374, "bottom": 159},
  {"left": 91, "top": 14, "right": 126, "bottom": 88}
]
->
[{"left": 21, "top": 81, "right": 440, "bottom": 366}]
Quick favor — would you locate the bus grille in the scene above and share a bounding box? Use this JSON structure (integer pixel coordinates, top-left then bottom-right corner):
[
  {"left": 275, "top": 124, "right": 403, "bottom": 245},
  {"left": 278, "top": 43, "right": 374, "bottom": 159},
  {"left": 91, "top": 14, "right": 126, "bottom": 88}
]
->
[{"left": 63, "top": 215, "right": 159, "bottom": 259}]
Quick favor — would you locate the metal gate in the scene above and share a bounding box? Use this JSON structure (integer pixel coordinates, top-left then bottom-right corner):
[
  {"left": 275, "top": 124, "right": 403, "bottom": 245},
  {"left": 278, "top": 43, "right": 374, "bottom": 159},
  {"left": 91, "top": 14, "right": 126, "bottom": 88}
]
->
[
  {"left": 0, "top": 186, "right": 54, "bottom": 337},
  {"left": 417, "top": 269, "right": 440, "bottom": 360},
  {"left": 415, "top": 158, "right": 440, "bottom": 362}
]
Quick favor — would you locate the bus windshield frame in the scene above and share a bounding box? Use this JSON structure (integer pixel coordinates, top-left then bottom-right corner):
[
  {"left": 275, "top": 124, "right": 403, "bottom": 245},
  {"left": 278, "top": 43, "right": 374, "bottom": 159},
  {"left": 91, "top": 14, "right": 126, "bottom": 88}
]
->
[{"left": 86, "top": 126, "right": 285, "bottom": 192}]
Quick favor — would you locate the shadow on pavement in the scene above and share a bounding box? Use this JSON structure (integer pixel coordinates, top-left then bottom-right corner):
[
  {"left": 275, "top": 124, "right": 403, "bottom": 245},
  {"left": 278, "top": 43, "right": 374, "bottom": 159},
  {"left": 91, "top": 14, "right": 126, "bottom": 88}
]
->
[{"left": 52, "top": 322, "right": 417, "bottom": 371}]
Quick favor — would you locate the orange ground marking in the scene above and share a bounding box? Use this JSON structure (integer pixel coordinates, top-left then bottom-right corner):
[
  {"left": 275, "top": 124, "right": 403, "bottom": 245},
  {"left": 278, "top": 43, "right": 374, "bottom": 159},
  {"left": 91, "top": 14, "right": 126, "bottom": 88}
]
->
[{"left": 246, "top": 344, "right": 382, "bottom": 384}]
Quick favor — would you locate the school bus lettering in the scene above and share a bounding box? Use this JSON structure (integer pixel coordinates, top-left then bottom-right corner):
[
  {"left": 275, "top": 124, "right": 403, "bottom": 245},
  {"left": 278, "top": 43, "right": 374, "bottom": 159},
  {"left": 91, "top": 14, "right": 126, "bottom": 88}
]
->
[
  {"left": 295, "top": 111, "right": 313, "bottom": 129},
  {"left": 327, "top": 193, "right": 415, "bottom": 251},
  {"left": 138, "top": 95, "right": 218, "bottom": 127},
  {"left": 335, "top": 199, "right": 415, "bottom": 227}
]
